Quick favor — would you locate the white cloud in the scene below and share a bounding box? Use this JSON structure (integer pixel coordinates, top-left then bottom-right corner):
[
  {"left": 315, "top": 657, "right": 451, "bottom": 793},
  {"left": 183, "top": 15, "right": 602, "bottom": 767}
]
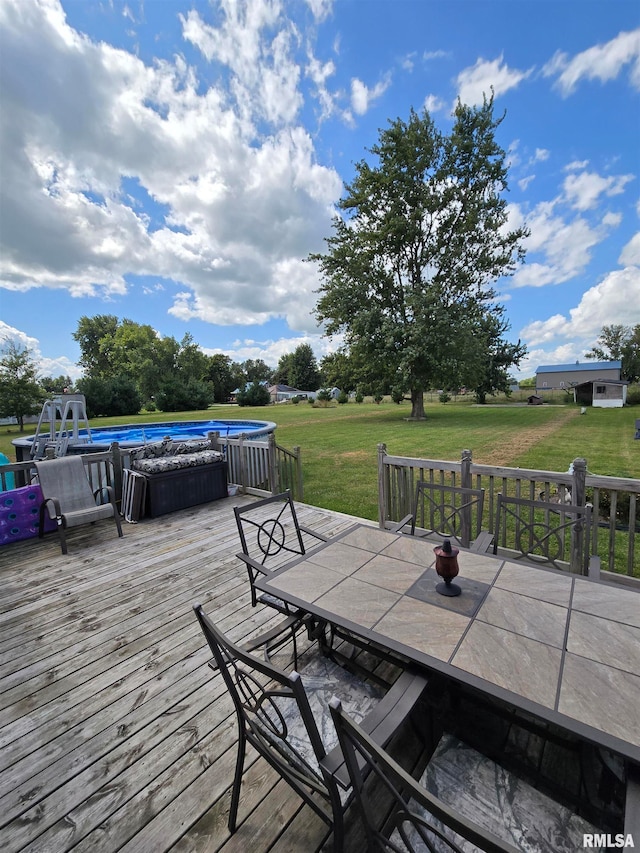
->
[
  {"left": 544, "top": 28, "right": 640, "bottom": 96},
  {"left": 565, "top": 160, "right": 589, "bottom": 171},
  {"left": 0, "top": 321, "right": 83, "bottom": 380},
  {"left": 205, "top": 330, "right": 340, "bottom": 368},
  {"left": 602, "top": 212, "right": 622, "bottom": 228},
  {"left": 423, "top": 94, "right": 445, "bottom": 113},
  {"left": 510, "top": 166, "right": 630, "bottom": 289},
  {"left": 401, "top": 52, "right": 416, "bottom": 72},
  {"left": 518, "top": 175, "right": 535, "bottom": 192},
  {"left": 181, "top": 4, "right": 303, "bottom": 127},
  {"left": 516, "top": 344, "right": 586, "bottom": 378},
  {"left": 0, "top": 321, "right": 40, "bottom": 353},
  {"left": 350, "top": 75, "right": 390, "bottom": 115},
  {"left": 619, "top": 232, "right": 640, "bottom": 266},
  {"left": 520, "top": 267, "right": 640, "bottom": 346},
  {"left": 304, "top": 0, "right": 333, "bottom": 23},
  {"left": 512, "top": 204, "right": 603, "bottom": 287},
  {"left": 456, "top": 55, "right": 532, "bottom": 105},
  {"left": 305, "top": 52, "right": 337, "bottom": 120},
  {"left": 0, "top": 0, "right": 343, "bottom": 333},
  {"left": 563, "top": 170, "right": 634, "bottom": 211},
  {"left": 533, "top": 148, "right": 550, "bottom": 163},
  {"left": 423, "top": 50, "right": 449, "bottom": 62}
]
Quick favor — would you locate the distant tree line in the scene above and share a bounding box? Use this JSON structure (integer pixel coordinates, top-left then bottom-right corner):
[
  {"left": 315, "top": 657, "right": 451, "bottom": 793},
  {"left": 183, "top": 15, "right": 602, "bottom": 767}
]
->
[
  {"left": 71, "top": 316, "right": 325, "bottom": 416},
  {"left": 2, "top": 318, "right": 639, "bottom": 431}
]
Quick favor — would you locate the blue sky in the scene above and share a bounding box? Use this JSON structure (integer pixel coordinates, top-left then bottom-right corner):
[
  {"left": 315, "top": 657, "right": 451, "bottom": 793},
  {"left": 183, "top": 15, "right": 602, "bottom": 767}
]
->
[{"left": 1, "top": 0, "right": 639, "bottom": 382}]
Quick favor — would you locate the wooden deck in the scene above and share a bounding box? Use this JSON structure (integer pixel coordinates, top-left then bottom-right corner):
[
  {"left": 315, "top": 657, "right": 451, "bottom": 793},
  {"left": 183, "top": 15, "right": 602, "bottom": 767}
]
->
[{"left": 0, "top": 495, "right": 372, "bottom": 852}]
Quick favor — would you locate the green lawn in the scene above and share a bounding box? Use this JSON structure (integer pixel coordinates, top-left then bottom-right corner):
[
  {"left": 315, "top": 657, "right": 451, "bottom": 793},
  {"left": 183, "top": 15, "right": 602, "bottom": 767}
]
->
[{"left": 4, "top": 398, "right": 636, "bottom": 523}]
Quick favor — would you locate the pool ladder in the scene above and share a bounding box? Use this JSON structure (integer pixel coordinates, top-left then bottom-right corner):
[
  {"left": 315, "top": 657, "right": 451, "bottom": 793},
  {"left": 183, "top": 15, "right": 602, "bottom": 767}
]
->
[{"left": 31, "top": 395, "right": 92, "bottom": 459}]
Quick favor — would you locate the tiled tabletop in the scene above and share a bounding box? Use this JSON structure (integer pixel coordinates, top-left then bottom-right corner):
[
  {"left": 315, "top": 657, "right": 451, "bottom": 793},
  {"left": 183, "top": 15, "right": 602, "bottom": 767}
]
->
[{"left": 256, "top": 524, "right": 640, "bottom": 764}]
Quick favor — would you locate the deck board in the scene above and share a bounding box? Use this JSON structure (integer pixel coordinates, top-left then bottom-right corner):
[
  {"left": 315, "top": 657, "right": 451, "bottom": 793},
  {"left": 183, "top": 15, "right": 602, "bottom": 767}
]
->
[{"left": 0, "top": 495, "right": 371, "bottom": 852}]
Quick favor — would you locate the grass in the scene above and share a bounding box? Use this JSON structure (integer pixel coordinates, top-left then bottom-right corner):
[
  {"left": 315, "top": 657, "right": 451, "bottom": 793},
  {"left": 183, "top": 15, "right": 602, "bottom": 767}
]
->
[{"left": 4, "top": 398, "right": 638, "bottom": 525}]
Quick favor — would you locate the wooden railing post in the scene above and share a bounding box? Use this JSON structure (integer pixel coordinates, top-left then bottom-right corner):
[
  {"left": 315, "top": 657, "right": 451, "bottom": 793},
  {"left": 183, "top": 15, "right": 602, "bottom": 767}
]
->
[
  {"left": 571, "top": 457, "right": 588, "bottom": 574},
  {"left": 268, "top": 432, "right": 279, "bottom": 495},
  {"left": 378, "top": 443, "right": 388, "bottom": 529},
  {"left": 238, "top": 434, "right": 246, "bottom": 494},
  {"left": 110, "top": 442, "right": 123, "bottom": 505},
  {"left": 460, "top": 449, "right": 472, "bottom": 547},
  {"left": 294, "top": 446, "right": 303, "bottom": 501}
]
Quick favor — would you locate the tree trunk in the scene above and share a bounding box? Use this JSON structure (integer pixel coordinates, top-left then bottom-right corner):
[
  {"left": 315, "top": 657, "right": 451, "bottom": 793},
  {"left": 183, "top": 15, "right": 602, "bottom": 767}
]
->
[{"left": 410, "top": 388, "right": 426, "bottom": 420}]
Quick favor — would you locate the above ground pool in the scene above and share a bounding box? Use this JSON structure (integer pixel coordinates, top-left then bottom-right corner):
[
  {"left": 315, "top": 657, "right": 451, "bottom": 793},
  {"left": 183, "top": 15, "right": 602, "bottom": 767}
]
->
[{"left": 12, "top": 419, "right": 276, "bottom": 460}]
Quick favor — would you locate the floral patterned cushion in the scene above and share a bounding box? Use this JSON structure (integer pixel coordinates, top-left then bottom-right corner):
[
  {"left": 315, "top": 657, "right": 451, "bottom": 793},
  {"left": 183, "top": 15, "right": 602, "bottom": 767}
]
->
[
  {"left": 129, "top": 440, "right": 171, "bottom": 463},
  {"left": 168, "top": 439, "right": 213, "bottom": 455},
  {"left": 131, "top": 449, "right": 223, "bottom": 474}
]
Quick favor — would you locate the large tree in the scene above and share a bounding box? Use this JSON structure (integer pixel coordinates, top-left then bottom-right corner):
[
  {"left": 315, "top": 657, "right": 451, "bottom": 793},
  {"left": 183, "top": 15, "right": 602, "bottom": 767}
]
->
[
  {"left": 0, "top": 340, "right": 44, "bottom": 430},
  {"left": 206, "top": 354, "right": 236, "bottom": 403},
  {"left": 312, "top": 98, "right": 527, "bottom": 419},
  {"left": 274, "top": 344, "right": 320, "bottom": 390},
  {"left": 73, "top": 315, "right": 120, "bottom": 378}
]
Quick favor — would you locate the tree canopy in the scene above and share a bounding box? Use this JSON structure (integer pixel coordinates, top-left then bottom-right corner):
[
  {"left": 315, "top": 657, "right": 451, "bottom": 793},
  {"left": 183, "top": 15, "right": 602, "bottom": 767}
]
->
[
  {"left": 585, "top": 324, "right": 640, "bottom": 383},
  {"left": 73, "top": 316, "right": 218, "bottom": 411},
  {"left": 273, "top": 344, "right": 321, "bottom": 390},
  {"left": 0, "top": 340, "right": 44, "bottom": 430},
  {"left": 312, "top": 98, "right": 527, "bottom": 417}
]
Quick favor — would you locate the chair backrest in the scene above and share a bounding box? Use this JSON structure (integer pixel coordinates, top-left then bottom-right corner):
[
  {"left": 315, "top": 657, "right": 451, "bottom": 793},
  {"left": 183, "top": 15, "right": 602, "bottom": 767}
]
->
[
  {"left": 193, "top": 604, "right": 339, "bottom": 816},
  {"left": 411, "top": 482, "right": 485, "bottom": 548},
  {"left": 234, "top": 491, "right": 307, "bottom": 569},
  {"left": 35, "top": 456, "right": 95, "bottom": 513},
  {"left": 329, "top": 697, "right": 518, "bottom": 853},
  {"left": 493, "top": 494, "right": 592, "bottom": 573}
]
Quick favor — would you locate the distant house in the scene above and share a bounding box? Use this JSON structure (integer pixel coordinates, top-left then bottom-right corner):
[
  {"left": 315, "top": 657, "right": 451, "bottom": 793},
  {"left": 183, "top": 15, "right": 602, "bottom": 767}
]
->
[
  {"left": 535, "top": 361, "right": 621, "bottom": 394},
  {"left": 527, "top": 394, "right": 543, "bottom": 405},
  {"left": 574, "top": 379, "right": 628, "bottom": 409},
  {"left": 268, "top": 384, "right": 309, "bottom": 403}
]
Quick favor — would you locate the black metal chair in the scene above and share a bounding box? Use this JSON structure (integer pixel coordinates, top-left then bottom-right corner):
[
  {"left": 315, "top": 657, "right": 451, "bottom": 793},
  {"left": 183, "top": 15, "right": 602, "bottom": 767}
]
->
[
  {"left": 234, "top": 491, "right": 330, "bottom": 665},
  {"left": 35, "top": 456, "right": 123, "bottom": 554},
  {"left": 329, "top": 696, "right": 518, "bottom": 852},
  {"left": 493, "top": 495, "right": 599, "bottom": 576},
  {"left": 392, "top": 481, "right": 491, "bottom": 552},
  {"left": 193, "top": 604, "right": 428, "bottom": 852},
  {"left": 234, "top": 490, "right": 329, "bottom": 609}
]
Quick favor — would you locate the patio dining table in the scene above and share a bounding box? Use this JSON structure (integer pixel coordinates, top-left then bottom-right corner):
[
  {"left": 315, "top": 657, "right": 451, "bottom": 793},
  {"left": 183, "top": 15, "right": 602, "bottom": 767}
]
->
[{"left": 255, "top": 523, "right": 640, "bottom": 768}]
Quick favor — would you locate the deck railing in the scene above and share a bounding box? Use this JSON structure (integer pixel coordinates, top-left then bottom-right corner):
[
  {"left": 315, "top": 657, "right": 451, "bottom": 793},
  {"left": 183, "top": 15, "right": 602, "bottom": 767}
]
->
[
  {"left": 378, "top": 444, "right": 640, "bottom": 580},
  {"left": 1, "top": 434, "right": 304, "bottom": 506},
  {"left": 113, "top": 432, "right": 303, "bottom": 500},
  {"left": 209, "top": 431, "right": 303, "bottom": 500},
  {"left": 0, "top": 451, "right": 118, "bottom": 495}
]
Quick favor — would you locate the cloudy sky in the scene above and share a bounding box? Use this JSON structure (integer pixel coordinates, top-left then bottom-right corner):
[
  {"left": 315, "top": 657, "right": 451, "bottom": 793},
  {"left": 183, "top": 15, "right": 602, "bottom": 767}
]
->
[{"left": 1, "top": 0, "right": 639, "bottom": 382}]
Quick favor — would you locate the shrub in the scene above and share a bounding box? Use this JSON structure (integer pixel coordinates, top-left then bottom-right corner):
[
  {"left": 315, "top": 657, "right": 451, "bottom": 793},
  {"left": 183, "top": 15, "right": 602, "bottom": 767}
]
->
[
  {"left": 237, "top": 381, "right": 271, "bottom": 407},
  {"left": 391, "top": 387, "right": 404, "bottom": 405},
  {"left": 155, "top": 377, "right": 213, "bottom": 411},
  {"left": 439, "top": 391, "right": 451, "bottom": 404},
  {"left": 337, "top": 390, "right": 349, "bottom": 404},
  {"left": 78, "top": 375, "right": 141, "bottom": 417},
  {"left": 625, "top": 384, "right": 640, "bottom": 405}
]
